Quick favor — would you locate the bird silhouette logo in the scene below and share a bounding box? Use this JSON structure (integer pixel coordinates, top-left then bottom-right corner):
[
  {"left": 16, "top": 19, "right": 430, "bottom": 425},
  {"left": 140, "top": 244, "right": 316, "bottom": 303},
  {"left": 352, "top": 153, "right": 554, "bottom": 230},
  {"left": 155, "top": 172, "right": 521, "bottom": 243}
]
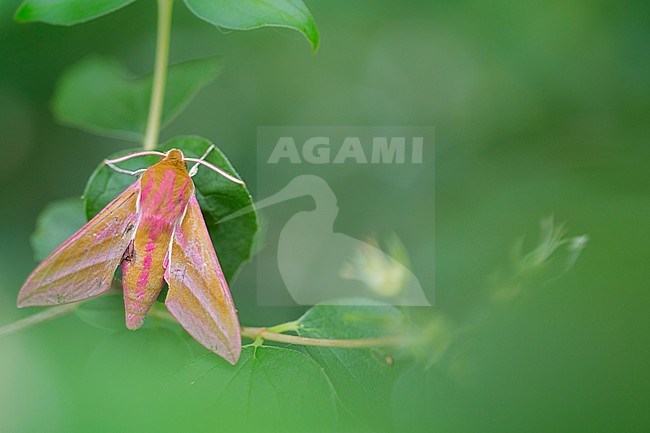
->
[{"left": 222, "top": 175, "right": 431, "bottom": 306}]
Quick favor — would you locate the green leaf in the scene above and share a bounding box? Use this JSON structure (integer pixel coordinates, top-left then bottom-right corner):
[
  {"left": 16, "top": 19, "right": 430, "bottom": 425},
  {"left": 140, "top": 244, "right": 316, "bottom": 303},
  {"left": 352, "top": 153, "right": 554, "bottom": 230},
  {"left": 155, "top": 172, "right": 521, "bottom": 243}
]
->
[
  {"left": 297, "top": 300, "right": 405, "bottom": 431},
  {"left": 165, "top": 137, "right": 259, "bottom": 280},
  {"left": 30, "top": 197, "right": 86, "bottom": 262},
  {"left": 83, "top": 150, "right": 159, "bottom": 219},
  {"left": 75, "top": 292, "right": 125, "bottom": 330},
  {"left": 184, "top": 0, "right": 319, "bottom": 52},
  {"left": 166, "top": 346, "right": 338, "bottom": 433},
  {"left": 78, "top": 328, "right": 195, "bottom": 432},
  {"left": 15, "top": 0, "right": 136, "bottom": 25},
  {"left": 52, "top": 56, "right": 223, "bottom": 141},
  {"left": 83, "top": 136, "right": 258, "bottom": 281}
]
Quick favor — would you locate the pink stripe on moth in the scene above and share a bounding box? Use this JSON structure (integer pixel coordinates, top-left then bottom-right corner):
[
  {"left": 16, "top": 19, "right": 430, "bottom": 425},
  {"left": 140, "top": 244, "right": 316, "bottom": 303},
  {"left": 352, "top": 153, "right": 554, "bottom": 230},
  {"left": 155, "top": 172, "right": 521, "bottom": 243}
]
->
[
  {"left": 127, "top": 299, "right": 143, "bottom": 310},
  {"left": 146, "top": 217, "right": 168, "bottom": 239},
  {"left": 149, "top": 170, "right": 177, "bottom": 210},
  {"left": 167, "top": 177, "right": 192, "bottom": 215},
  {"left": 141, "top": 253, "right": 153, "bottom": 272},
  {"left": 140, "top": 176, "right": 154, "bottom": 201},
  {"left": 132, "top": 169, "right": 183, "bottom": 298},
  {"left": 136, "top": 270, "right": 150, "bottom": 293},
  {"left": 136, "top": 242, "right": 156, "bottom": 293}
]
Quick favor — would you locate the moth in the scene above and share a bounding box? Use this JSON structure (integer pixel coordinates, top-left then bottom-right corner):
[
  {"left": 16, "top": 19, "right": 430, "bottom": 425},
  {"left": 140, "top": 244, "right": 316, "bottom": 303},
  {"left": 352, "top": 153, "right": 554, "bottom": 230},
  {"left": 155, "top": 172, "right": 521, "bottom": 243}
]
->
[{"left": 17, "top": 147, "right": 243, "bottom": 364}]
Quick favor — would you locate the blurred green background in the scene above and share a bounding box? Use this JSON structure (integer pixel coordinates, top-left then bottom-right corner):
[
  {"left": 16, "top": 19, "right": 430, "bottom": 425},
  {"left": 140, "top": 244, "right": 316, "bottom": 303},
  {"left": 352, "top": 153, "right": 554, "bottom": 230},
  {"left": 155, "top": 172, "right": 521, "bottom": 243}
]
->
[{"left": 1, "top": 0, "right": 649, "bottom": 432}]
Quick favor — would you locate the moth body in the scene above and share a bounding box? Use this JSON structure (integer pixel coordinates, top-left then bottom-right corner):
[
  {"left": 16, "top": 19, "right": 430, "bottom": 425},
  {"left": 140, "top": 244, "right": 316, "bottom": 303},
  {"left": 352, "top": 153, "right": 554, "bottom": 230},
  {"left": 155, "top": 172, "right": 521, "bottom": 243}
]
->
[{"left": 122, "top": 149, "right": 193, "bottom": 329}]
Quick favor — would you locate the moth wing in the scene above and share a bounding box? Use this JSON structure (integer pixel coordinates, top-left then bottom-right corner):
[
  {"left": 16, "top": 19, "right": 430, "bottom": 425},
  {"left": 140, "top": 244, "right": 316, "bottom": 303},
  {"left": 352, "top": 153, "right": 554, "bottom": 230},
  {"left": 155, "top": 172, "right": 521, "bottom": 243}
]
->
[
  {"left": 164, "top": 195, "right": 241, "bottom": 365},
  {"left": 18, "top": 181, "right": 140, "bottom": 307}
]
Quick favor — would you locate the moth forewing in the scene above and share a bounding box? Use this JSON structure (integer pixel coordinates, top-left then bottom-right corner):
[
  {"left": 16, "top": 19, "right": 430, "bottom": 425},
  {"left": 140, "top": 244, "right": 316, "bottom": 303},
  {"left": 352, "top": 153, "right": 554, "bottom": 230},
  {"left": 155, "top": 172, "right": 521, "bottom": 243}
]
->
[
  {"left": 17, "top": 182, "right": 140, "bottom": 307},
  {"left": 167, "top": 189, "right": 192, "bottom": 268},
  {"left": 164, "top": 195, "right": 242, "bottom": 364}
]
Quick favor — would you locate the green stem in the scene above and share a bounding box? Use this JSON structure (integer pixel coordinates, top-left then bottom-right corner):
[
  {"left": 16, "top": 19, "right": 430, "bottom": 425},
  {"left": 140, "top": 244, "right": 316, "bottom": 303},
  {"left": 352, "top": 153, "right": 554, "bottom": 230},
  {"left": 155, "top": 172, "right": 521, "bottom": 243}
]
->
[
  {"left": 143, "top": 0, "right": 174, "bottom": 151},
  {"left": 240, "top": 326, "right": 403, "bottom": 348},
  {"left": 150, "top": 306, "right": 403, "bottom": 349},
  {"left": 267, "top": 320, "right": 300, "bottom": 334},
  {"left": 0, "top": 300, "right": 403, "bottom": 350},
  {"left": 0, "top": 304, "right": 78, "bottom": 338},
  {"left": 0, "top": 287, "right": 120, "bottom": 338}
]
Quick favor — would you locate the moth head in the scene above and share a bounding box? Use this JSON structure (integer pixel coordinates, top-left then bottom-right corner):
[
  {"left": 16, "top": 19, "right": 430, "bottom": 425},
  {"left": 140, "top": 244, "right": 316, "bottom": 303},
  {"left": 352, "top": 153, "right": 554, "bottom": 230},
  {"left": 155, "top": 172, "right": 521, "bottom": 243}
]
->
[
  {"left": 158, "top": 148, "right": 188, "bottom": 172},
  {"left": 165, "top": 148, "right": 185, "bottom": 162}
]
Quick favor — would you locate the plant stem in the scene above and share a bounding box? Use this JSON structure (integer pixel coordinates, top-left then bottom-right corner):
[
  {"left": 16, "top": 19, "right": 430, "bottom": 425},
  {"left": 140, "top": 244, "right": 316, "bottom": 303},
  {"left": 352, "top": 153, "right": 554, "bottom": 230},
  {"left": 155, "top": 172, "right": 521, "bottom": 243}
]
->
[
  {"left": 0, "top": 304, "right": 78, "bottom": 338},
  {"left": 0, "top": 301, "right": 403, "bottom": 350},
  {"left": 240, "top": 326, "right": 403, "bottom": 348},
  {"left": 143, "top": 0, "right": 174, "bottom": 151},
  {"left": 266, "top": 320, "right": 300, "bottom": 334},
  {"left": 150, "top": 306, "right": 402, "bottom": 349}
]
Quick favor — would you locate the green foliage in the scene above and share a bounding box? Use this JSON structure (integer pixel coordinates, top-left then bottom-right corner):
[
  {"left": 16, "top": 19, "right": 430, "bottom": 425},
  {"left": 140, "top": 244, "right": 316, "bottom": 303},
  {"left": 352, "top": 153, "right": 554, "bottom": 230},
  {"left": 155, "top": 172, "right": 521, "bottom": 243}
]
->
[
  {"left": 51, "top": 297, "right": 410, "bottom": 432},
  {"left": 14, "top": 0, "right": 136, "bottom": 25},
  {"left": 78, "top": 327, "right": 195, "bottom": 432},
  {"left": 11, "top": 0, "right": 590, "bottom": 431},
  {"left": 166, "top": 346, "right": 338, "bottom": 432},
  {"left": 83, "top": 136, "right": 257, "bottom": 281},
  {"left": 297, "top": 301, "right": 405, "bottom": 431},
  {"left": 52, "top": 56, "right": 222, "bottom": 141},
  {"left": 30, "top": 197, "right": 85, "bottom": 261},
  {"left": 75, "top": 293, "right": 126, "bottom": 330},
  {"left": 14, "top": 0, "right": 319, "bottom": 52},
  {"left": 82, "top": 149, "right": 158, "bottom": 219},
  {"left": 168, "top": 137, "right": 260, "bottom": 280},
  {"left": 184, "top": 0, "right": 319, "bottom": 51}
]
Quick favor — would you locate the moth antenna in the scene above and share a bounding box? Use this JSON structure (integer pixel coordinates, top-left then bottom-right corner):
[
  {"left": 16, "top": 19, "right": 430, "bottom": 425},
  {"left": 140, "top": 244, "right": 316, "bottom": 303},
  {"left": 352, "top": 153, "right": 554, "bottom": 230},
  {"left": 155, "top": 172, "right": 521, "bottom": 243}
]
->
[
  {"left": 185, "top": 158, "right": 245, "bottom": 186},
  {"left": 104, "top": 161, "right": 146, "bottom": 177},
  {"left": 104, "top": 151, "right": 166, "bottom": 165},
  {"left": 188, "top": 144, "right": 216, "bottom": 177},
  {"left": 104, "top": 150, "right": 166, "bottom": 176}
]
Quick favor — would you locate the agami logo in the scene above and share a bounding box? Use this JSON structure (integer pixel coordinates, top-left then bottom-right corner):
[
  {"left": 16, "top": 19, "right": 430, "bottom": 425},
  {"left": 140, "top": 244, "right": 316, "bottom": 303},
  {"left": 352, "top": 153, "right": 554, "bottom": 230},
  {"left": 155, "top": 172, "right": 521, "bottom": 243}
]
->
[{"left": 267, "top": 136, "right": 424, "bottom": 164}]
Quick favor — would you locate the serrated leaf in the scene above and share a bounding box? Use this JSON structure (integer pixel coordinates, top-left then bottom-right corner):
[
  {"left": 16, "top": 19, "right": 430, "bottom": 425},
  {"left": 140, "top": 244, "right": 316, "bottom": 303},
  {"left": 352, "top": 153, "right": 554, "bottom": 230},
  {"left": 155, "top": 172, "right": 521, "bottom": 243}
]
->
[
  {"left": 83, "top": 136, "right": 258, "bottom": 281},
  {"left": 52, "top": 56, "right": 223, "bottom": 141},
  {"left": 166, "top": 346, "right": 338, "bottom": 433},
  {"left": 297, "top": 300, "right": 405, "bottom": 431},
  {"left": 30, "top": 197, "right": 86, "bottom": 262},
  {"left": 184, "top": 0, "right": 319, "bottom": 52},
  {"left": 15, "top": 0, "right": 136, "bottom": 25}
]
